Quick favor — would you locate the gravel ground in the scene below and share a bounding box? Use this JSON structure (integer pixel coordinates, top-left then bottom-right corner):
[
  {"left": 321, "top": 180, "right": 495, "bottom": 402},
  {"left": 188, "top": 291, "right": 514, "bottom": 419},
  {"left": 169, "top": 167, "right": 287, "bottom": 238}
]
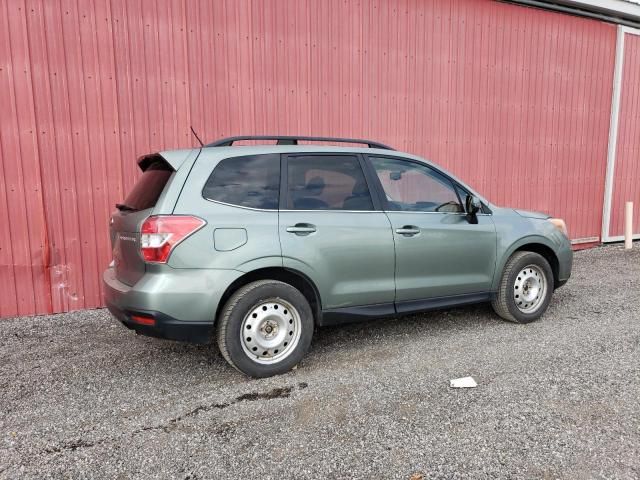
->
[{"left": 1, "top": 244, "right": 639, "bottom": 479}]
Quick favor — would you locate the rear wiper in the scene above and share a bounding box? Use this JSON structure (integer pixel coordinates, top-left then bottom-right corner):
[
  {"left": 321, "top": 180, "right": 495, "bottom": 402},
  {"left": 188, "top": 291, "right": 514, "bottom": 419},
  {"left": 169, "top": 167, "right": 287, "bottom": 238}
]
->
[{"left": 115, "top": 203, "right": 137, "bottom": 212}]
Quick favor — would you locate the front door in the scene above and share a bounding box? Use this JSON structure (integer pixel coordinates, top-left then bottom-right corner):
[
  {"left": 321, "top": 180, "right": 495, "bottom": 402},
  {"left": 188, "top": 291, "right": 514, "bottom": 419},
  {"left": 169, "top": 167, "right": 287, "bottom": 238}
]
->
[
  {"left": 279, "top": 154, "right": 395, "bottom": 310},
  {"left": 367, "top": 156, "right": 497, "bottom": 308}
]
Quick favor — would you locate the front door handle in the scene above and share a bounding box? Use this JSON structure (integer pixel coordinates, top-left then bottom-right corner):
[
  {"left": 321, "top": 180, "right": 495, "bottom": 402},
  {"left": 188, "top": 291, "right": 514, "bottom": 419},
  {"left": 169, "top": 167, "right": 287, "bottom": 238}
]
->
[
  {"left": 395, "top": 225, "right": 420, "bottom": 236},
  {"left": 286, "top": 223, "right": 317, "bottom": 235}
]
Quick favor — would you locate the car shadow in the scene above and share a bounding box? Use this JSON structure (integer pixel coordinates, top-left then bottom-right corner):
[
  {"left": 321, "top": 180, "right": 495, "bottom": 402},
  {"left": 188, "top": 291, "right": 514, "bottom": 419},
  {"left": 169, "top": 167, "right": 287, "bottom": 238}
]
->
[
  {"left": 131, "top": 302, "right": 503, "bottom": 379},
  {"left": 120, "top": 292, "right": 576, "bottom": 381},
  {"left": 310, "top": 302, "right": 501, "bottom": 351}
]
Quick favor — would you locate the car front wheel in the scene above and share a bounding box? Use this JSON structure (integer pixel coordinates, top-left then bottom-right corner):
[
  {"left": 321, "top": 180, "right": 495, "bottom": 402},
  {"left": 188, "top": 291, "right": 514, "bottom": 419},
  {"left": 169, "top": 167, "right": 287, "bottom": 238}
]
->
[
  {"left": 491, "top": 251, "right": 554, "bottom": 323},
  {"left": 216, "top": 280, "right": 314, "bottom": 377}
]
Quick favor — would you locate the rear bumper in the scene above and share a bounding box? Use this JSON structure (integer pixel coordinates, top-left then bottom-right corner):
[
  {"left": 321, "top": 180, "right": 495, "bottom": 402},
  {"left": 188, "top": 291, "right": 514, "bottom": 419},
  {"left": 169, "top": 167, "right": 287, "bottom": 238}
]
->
[
  {"left": 103, "top": 266, "right": 243, "bottom": 344},
  {"left": 106, "top": 303, "right": 213, "bottom": 343}
]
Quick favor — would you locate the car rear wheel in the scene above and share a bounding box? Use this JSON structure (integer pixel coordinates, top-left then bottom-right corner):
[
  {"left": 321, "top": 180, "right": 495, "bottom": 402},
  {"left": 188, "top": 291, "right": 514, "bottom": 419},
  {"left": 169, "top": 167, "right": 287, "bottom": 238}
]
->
[
  {"left": 491, "top": 251, "right": 554, "bottom": 323},
  {"left": 216, "top": 280, "right": 314, "bottom": 377}
]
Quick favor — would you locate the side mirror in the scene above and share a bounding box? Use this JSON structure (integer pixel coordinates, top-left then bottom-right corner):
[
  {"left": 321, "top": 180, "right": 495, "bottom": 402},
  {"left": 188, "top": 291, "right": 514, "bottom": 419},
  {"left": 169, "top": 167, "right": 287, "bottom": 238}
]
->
[{"left": 465, "top": 195, "right": 481, "bottom": 224}]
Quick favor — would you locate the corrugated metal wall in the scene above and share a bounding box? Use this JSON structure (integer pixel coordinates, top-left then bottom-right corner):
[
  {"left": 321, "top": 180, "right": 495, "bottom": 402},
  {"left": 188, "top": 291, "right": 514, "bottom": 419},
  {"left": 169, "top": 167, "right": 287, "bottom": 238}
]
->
[
  {"left": 609, "top": 32, "right": 640, "bottom": 238},
  {"left": 0, "top": 0, "right": 620, "bottom": 317}
]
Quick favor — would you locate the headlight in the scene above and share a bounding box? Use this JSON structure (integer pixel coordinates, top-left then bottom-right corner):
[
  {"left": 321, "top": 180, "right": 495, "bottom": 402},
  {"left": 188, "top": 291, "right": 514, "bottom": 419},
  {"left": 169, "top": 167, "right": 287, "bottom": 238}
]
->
[{"left": 549, "top": 218, "right": 568, "bottom": 237}]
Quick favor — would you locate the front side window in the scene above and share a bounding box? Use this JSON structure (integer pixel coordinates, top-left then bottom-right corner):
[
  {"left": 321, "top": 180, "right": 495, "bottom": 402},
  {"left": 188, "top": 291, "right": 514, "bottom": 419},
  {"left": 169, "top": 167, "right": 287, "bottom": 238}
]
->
[
  {"left": 286, "top": 155, "right": 373, "bottom": 211},
  {"left": 370, "top": 156, "right": 463, "bottom": 213},
  {"left": 203, "top": 154, "right": 280, "bottom": 209}
]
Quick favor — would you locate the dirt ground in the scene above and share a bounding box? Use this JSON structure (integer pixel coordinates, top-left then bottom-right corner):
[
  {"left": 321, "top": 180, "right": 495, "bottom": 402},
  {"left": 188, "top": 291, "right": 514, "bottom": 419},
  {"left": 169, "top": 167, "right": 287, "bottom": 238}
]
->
[{"left": 1, "top": 244, "right": 639, "bottom": 479}]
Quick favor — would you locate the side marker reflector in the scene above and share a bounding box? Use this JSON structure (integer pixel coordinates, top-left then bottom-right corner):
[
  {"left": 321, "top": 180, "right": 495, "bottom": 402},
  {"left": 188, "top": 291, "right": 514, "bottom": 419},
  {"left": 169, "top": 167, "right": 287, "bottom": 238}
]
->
[{"left": 131, "top": 315, "right": 156, "bottom": 326}]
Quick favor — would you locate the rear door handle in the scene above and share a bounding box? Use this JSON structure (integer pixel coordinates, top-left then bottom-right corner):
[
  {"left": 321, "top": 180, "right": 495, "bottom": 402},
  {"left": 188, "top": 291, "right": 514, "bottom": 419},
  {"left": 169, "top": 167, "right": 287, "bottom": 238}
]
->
[
  {"left": 395, "top": 225, "right": 420, "bottom": 236},
  {"left": 286, "top": 223, "right": 317, "bottom": 235}
]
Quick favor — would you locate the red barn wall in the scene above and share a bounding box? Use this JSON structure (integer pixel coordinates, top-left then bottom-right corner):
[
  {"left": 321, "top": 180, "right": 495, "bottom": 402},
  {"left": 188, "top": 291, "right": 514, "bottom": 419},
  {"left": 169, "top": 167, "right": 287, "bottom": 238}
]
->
[{"left": 0, "top": 0, "right": 622, "bottom": 317}]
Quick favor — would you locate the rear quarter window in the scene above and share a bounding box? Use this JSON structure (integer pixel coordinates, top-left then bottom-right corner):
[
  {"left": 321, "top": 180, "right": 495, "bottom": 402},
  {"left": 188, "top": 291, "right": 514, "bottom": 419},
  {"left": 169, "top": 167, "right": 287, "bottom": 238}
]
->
[{"left": 202, "top": 154, "right": 280, "bottom": 209}]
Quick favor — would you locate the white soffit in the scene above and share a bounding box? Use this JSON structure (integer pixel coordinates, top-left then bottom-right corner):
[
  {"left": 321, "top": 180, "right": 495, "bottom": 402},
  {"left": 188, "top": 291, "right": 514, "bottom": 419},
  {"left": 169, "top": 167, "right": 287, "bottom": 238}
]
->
[{"left": 551, "top": 0, "right": 640, "bottom": 20}]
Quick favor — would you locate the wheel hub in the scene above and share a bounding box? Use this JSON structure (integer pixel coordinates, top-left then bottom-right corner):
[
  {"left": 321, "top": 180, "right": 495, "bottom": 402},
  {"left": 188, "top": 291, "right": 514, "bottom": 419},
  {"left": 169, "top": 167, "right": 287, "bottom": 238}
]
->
[
  {"left": 240, "top": 299, "right": 302, "bottom": 364},
  {"left": 260, "top": 320, "right": 278, "bottom": 338},
  {"left": 513, "top": 264, "right": 546, "bottom": 313}
]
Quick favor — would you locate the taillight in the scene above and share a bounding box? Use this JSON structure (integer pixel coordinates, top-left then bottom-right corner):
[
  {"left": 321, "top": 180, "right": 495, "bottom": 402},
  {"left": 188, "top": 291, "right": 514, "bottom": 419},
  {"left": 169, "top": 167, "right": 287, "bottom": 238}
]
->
[
  {"left": 130, "top": 314, "right": 156, "bottom": 326},
  {"left": 140, "top": 215, "right": 205, "bottom": 263}
]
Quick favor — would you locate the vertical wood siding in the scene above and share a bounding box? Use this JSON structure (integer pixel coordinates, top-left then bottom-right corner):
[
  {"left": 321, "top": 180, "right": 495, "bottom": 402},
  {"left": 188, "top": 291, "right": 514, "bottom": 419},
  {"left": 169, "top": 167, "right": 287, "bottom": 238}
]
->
[
  {"left": 609, "top": 32, "right": 640, "bottom": 238},
  {"left": 0, "top": 0, "right": 618, "bottom": 317}
]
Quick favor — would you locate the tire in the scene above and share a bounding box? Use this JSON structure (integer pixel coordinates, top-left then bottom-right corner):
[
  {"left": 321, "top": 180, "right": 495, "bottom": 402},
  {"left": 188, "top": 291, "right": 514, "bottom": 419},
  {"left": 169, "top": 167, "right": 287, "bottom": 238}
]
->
[
  {"left": 491, "top": 251, "right": 554, "bottom": 324},
  {"left": 216, "top": 280, "right": 314, "bottom": 378}
]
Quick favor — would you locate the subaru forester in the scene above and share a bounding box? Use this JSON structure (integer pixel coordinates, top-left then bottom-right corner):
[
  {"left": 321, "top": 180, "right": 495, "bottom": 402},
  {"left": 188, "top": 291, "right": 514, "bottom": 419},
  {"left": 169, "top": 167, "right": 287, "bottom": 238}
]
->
[{"left": 104, "top": 136, "right": 572, "bottom": 377}]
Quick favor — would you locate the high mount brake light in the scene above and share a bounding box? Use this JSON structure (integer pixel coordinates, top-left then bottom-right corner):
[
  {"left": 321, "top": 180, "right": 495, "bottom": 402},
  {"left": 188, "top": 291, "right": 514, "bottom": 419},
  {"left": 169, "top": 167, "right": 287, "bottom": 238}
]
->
[{"left": 140, "top": 215, "right": 205, "bottom": 263}]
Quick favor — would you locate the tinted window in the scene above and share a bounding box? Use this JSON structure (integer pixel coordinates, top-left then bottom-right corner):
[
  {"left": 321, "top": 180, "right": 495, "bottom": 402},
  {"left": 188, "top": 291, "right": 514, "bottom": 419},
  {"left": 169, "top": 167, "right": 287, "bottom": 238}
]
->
[
  {"left": 203, "top": 154, "right": 280, "bottom": 209},
  {"left": 286, "top": 155, "right": 373, "bottom": 211},
  {"left": 370, "top": 156, "right": 463, "bottom": 213},
  {"left": 123, "top": 160, "right": 173, "bottom": 211}
]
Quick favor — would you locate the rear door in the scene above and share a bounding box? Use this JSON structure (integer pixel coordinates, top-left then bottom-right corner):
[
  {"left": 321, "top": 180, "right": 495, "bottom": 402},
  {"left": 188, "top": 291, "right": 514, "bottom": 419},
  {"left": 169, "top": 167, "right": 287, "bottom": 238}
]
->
[
  {"left": 366, "top": 155, "right": 497, "bottom": 308},
  {"left": 110, "top": 158, "right": 174, "bottom": 285},
  {"left": 279, "top": 154, "right": 395, "bottom": 310}
]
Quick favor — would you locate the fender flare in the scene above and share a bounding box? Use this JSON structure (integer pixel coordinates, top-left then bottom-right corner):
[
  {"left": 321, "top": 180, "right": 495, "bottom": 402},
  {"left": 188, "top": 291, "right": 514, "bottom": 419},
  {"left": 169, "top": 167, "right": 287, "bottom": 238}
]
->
[{"left": 492, "top": 235, "right": 560, "bottom": 291}]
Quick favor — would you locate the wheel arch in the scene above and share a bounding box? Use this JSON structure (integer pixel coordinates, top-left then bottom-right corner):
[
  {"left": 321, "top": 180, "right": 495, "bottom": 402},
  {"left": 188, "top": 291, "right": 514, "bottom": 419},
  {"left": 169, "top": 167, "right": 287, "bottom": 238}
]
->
[
  {"left": 514, "top": 243, "right": 559, "bottom": 287},
  {"left": 215, "top": 267, "right": 322, "bottom": 325},
  {"left": 497, "top": 238, "right": 560, "bottom": 289}
]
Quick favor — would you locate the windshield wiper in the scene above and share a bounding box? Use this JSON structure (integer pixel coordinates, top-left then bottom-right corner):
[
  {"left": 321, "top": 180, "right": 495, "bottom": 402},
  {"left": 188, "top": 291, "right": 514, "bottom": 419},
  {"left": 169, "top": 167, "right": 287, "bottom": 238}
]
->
[{"left": 115, "top": 203, "right": 137, "bottom": 212}]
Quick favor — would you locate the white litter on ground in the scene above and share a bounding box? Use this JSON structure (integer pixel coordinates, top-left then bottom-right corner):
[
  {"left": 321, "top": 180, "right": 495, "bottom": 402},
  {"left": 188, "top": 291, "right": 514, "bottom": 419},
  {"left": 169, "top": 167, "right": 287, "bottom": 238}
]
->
[{"left": 450, "top": 376, "right": 478, "bottom": 388}]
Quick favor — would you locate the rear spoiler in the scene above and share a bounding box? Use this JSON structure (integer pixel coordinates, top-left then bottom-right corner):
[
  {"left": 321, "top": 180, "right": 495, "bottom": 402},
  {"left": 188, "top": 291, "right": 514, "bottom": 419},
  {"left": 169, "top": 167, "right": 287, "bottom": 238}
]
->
[{"left": 137, "top": 148, "right": 198, "bottom": 171}]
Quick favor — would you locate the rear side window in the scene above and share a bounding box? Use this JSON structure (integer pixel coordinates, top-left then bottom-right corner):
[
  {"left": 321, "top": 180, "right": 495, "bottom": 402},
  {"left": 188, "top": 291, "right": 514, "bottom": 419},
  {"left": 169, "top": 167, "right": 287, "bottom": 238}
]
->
[
  {"left": 203, "top": 154, "right": 280, "bottom": 209},
  {"left": 286, "top": 155, "right": 373, "bottom": 211},
  {"left": 123, "top": 160, "right": 173, "bottom": 211}
]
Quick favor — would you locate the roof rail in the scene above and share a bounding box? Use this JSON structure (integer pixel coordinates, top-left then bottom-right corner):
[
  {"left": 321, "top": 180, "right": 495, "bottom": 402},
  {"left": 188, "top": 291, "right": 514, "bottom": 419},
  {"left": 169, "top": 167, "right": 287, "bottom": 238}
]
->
[{"left": 205, "top": 135, "right": 394, "bottom": 150}]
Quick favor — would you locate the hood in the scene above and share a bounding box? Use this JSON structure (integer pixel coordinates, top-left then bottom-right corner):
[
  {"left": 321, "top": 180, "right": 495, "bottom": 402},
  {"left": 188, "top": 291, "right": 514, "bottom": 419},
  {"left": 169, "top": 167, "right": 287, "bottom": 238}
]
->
[{"left": 514, "top": 209, "right": 551, "bottom": 220}]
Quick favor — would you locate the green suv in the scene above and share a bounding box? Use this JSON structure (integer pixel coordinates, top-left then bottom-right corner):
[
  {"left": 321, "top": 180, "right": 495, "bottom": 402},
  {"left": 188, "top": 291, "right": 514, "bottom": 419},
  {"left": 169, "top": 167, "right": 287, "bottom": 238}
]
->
[{"left": 104, "top": 136, "right": 572, "bottom": 377}]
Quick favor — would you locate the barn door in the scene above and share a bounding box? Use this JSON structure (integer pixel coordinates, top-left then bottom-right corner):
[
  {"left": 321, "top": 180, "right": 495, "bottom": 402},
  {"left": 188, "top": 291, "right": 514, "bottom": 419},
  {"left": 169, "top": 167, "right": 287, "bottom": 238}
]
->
[{"left": 602, "top": 26, "right": 640, "bottom": 242}]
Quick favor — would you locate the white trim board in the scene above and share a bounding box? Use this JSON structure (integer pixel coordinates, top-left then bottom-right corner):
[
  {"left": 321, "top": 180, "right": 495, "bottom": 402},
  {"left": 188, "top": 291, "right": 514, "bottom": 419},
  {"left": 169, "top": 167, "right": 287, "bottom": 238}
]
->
[
  {"left": 601, "top": 26, "right": 640, "bottom": 242},
  {"left": 560, "top": 1, "right": 640, "bottom": 19},
  {"left": 621, "top": 25, "right": 640, "bottom": 34},
  {"left": 606, "top": 234, "right": 640, "bottom": 242},
  {"left": 570, "top": 236, "right": 600, "bottom": 245}
]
